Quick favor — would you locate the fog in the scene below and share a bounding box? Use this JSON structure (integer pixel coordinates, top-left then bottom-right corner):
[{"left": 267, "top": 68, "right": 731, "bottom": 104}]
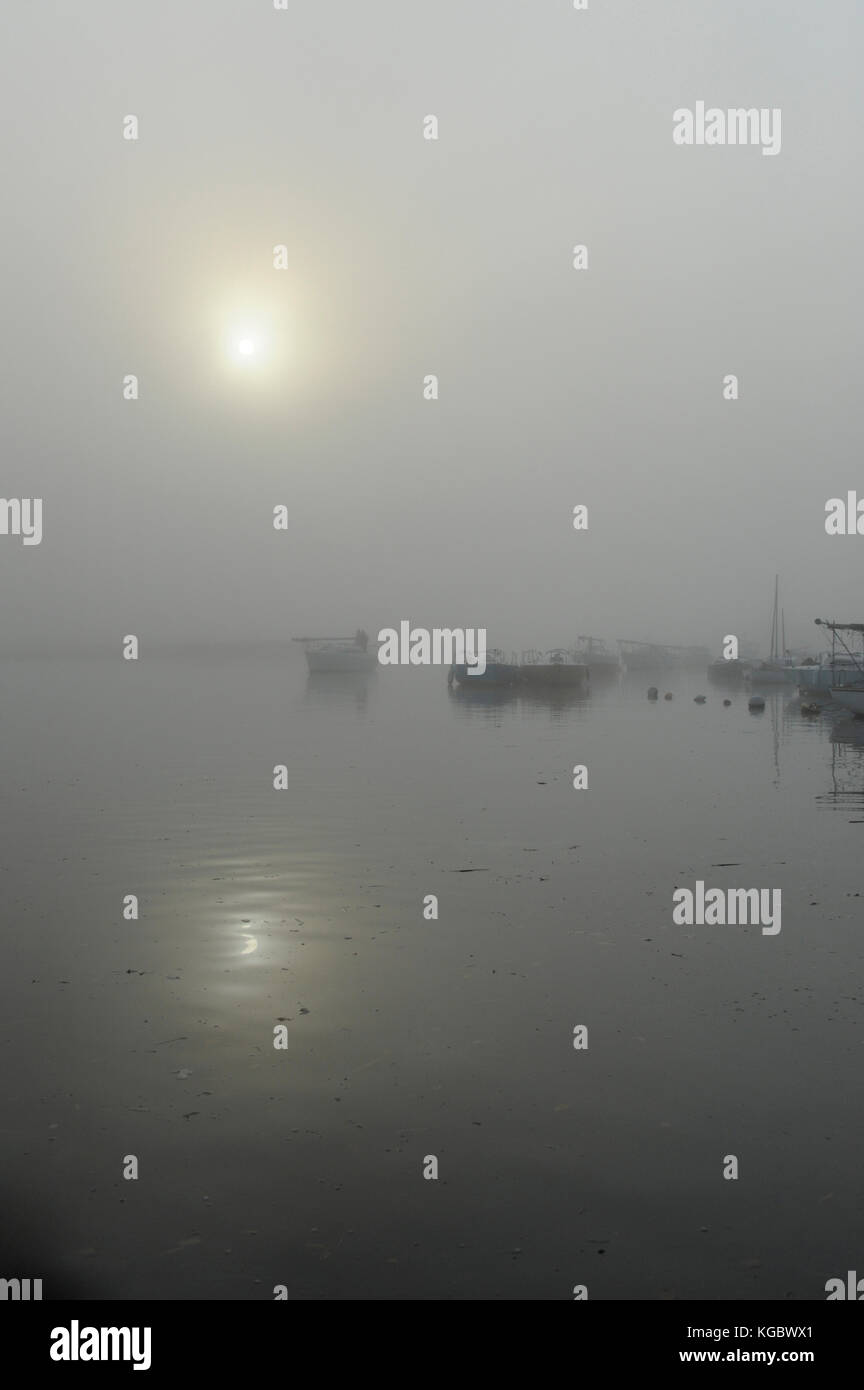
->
[{"left": 3, "top": 0, "right": 862, "bottom": 656}]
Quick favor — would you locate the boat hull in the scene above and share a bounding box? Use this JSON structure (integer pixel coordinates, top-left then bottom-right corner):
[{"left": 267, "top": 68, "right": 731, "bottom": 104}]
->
[
  {"left": 305, "top": 648, "right": 377, "bottom": 673},
  {"left": 707, "top": 659, "right": 747, "bottom": 682},
  {"left": 798, "top": 665, "right": 864, "bottom": 693},
  {"left": 450, "top": 663, "right": 519, "bottom": 686},
  {"left": 746, "top": 665, "right": 795, "bottom": 685},
  {"left": 519, "top": 663, "right": 589, "bottom": 687},
  {"left": 829, "top": 686, "right": 864, "bottom": 716}
]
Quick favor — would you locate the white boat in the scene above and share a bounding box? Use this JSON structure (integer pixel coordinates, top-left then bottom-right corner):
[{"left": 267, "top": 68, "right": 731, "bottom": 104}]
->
[
  {"left": 295, "top": 634, "right": 377, "bottom": 674},
  {"left": 798, "top": 655, "right": 863, "bottom": 693},
  {"left": 806, "top": 620, "right": 864, "bottom": 697},
  {"left": 829, "top": 685, "right": 864, "bottom": 716}
]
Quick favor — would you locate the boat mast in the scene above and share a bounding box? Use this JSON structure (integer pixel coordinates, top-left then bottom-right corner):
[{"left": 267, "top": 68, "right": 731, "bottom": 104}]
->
[{"left": 769, "top": 575, "right": 778, "bottom": 662}]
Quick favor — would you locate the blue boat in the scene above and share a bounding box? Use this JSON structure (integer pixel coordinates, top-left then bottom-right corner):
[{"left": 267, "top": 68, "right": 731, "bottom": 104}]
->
[{"left": 448, "top": 648, "right": 519, "bottom": 687}]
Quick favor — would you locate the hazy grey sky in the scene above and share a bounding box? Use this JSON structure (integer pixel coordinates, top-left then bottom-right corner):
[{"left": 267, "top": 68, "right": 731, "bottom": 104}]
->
[{"left": 2, "top": 0, "right": 862, "bottom": 654}]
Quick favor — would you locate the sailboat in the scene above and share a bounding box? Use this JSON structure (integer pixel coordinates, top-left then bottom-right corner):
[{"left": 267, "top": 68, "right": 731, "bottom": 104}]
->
[{"left": 747, "top": 577, "right": 795, "bottom": 684}]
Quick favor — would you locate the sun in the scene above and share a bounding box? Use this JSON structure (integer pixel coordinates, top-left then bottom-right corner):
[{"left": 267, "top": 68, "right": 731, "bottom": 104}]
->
[
  {"left": 227, "top": 330, "right": 265, "bottom": 366},
  {"left": 216, "top": 300, "right": 288, "bottom": 376}
]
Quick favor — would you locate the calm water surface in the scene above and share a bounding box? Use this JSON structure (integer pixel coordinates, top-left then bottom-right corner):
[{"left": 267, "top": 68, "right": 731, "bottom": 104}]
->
[{"left": 1, "top": 647, "right": 862, "bottom": 1299}]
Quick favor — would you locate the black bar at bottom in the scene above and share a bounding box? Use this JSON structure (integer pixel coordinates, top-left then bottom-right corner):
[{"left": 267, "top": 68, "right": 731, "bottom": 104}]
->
[{"left": 2, "top": 1299, "right": 858, "bottom": 1376}]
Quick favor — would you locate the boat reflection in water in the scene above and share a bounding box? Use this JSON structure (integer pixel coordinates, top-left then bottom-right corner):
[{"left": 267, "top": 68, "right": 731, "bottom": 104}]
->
[
  {"left": 517, "top": 685, "right": 590, "bottom": 722},
  {"left": 446, "top": 683, "right": 521, "bottom": 721},
  {"left": 447, "top": 679, "right": 589, "bottom": 723},
  {"left": 818, "top": 711, "right": 864, "bottom": 810},
  {"left": 303, "top": 670, "right": 376, "bottom": 712}
]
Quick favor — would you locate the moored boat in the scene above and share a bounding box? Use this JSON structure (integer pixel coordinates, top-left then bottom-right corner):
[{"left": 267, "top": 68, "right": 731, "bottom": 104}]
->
[
  {"left": 797, "top": 656, "right": 863, "bottom": 693},
  {"left": 448, "top": 648, "right": 519, "bottom": 686},
  {"left": 295, "top": 633, "right": 377, "bottom": 673},
  {"left": 829, "top": 685, "right": 864, "bottom": 716},
  {"left": 746, "top": 661, "right": 796, "bottom": 685},
  {"left": 806, "top": 620, "right": 864, "bottom": 698},
  {"left": 519, "top": 649, "right": 589, "bottom": 687},
  {"left": 707, "top": 657, "right": 748, "bottom": 682}
]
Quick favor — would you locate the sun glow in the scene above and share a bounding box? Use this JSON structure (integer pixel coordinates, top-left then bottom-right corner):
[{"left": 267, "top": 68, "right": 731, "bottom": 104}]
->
[
  {"left": 228, "top": 331, "right": 264, "bottom": 365},
  {"left": 213, "top": 290, "right": 295, "bottom": 384}
]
